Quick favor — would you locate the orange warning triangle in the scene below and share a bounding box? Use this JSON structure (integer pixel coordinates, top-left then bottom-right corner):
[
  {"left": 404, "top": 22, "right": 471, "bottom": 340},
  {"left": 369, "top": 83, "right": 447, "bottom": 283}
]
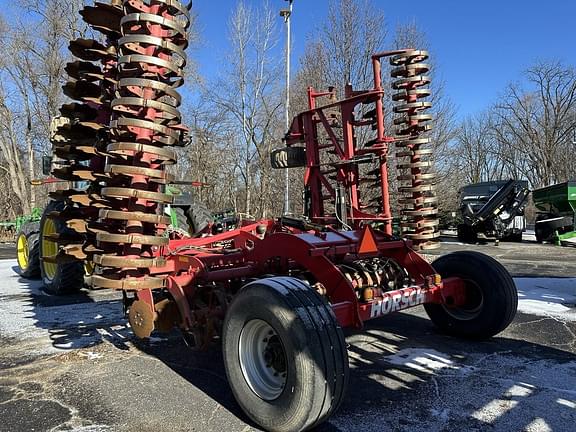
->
[{"left": 358, "top": 225, "right": 378, "bottom": 254}]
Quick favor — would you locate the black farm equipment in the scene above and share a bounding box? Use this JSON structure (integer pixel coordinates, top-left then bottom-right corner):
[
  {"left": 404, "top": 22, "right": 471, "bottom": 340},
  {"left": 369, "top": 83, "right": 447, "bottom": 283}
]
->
[{"left": 456, "top": 179, "right": 529, "bottom": 243}]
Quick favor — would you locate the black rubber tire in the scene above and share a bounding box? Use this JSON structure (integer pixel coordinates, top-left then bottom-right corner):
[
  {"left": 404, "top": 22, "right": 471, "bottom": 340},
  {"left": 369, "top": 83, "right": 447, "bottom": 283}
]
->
[
  {"left": 503, "top": 232, "right": 523, "bottom": 242},
  {"left": 222, "top": 277, "right": 349, "bottom": 432},
  {"left": 535, "top": 224, "right": 547, "bottom": 243},
  {"left": 535, "top": 214, "right": 558, "bottom": 243},
  {"left": 185, "top": 201, "right": 212, "bottom": 234},
  {"left": 171, "top": 207, "right": 191, "bottom": 234},
  {"left": 457, "top": 224, "right": 477, "bottom": 243},
  {"left": 39, "top": 201, "right": 85, "bottom": 295},
  {"left": 16, "top": 222, "right": 41, "bottom": 278},
  {"left": 424, "top": 251, "right": 517, "bottom": 339},
  {"left": 270, "top": 147, "right": 307, "bottom": 169}
]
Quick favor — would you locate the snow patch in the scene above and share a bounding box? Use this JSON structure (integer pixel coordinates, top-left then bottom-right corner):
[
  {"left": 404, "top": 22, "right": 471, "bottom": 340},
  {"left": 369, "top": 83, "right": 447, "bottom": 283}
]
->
[
  {"left": 0, "top": 259, "right": 127, "bottom": 352},
  {"left": 557, "top": 398, "right": 576, "bottom": 409},
  {"left": 69, "top": 426, "right": 113, "bottom": 432},
  {"left": 79, "top": 351, "right": 103, "bottom": 360},
  {"left": 384, "top": 348, "right": 474, "bottom": 374},
  {"left": 515, "top": 277, "right": 576, "bottom": 321}
]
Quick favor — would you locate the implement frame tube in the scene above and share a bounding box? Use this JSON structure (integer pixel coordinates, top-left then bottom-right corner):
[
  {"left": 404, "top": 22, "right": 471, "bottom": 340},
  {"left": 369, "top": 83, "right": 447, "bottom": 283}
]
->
[{"left": 145, "top": 221, "right": 466, "bottom": 331}]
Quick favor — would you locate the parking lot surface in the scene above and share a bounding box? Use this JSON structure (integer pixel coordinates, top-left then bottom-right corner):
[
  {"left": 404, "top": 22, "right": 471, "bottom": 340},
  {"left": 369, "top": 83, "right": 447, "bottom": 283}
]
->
[{"left": 0, "top": 239, "right": 575, "bottom": 431}]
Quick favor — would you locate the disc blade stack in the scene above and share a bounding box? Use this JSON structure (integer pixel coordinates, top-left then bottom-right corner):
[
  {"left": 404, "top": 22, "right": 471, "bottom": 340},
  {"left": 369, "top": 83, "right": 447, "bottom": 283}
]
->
[
  {"left": 91, "top": 0, "right": 191, "bottom": 290},
  {"left": 390, "top": 50, "right": 439, "bottom": 250},
  {"left": 47, "top": 1, "right": 123, "bottom": 266}
]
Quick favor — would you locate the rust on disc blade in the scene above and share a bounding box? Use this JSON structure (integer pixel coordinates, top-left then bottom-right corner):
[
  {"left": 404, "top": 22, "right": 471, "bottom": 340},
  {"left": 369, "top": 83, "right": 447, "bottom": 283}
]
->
[
  {"left": 91, "top": 274, "right": 166, "bottom": 291},
  {"left": 99, "top": 209, "right": 170, "bottom": 225},
  {"left": 60, "top": 103, "right": 99, "bottom": 121},
  {"left": 128, "top": 300, "right": 155, "bottom": 338},
  {"left": 92, "top": 254, "right": 166, "bottom": 268},
  {"left": 96, "top": 231, "right": 169, "bottom": 246},
  {"left": 69, "top": 38, "right": 116, "bottom": 61},
  {"left": 81, "top": 3, "right": 122, "bottom": 35},
  {"left": 154, "top": 299, "right": 181, "bottom": 333}
]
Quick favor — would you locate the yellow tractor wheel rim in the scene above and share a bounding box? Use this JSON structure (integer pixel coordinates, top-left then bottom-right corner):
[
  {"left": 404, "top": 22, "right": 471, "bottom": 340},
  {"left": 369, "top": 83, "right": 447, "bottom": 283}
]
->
[
  {"left": 17, "top": 233, "right": 29, "bottom": 270},
  {"left": 84, "top": 260, "right": 94, "bottom": 276},
  {"left": 42, "top": 219, "right": 58, "bottom": 280}
]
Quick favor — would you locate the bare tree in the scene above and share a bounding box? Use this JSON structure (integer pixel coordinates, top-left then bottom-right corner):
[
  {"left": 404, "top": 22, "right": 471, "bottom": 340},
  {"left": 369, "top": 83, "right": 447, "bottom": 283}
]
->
[
  {"left": 0, "top": 83, "right": 32, "bottom": 215},
  {"left": 452, "top": 111, "right": 507, "bottom": 184},
  {"left": 0, "top": 0, "right": 86, "bottom": 217},
  {"left": 173, "top": 101, "right": 242, "bottom": 213},
  {"left": 293, "top": 0, "right": 387, "bottom": 111},
  {"left": 207, "top": 1, "right": 283, "bottom": 217},
  {"left": 491, "top": 61, "right": 576, "bottom": 188}
]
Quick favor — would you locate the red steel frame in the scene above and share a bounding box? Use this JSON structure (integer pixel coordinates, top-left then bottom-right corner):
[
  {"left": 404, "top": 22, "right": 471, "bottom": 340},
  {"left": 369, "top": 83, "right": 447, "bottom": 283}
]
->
[
  {"left": 283, "top": 51, "right": 410, "bottom": 235},
  {"left": 130, "top": 50, "right": 466, "bottom": 335},
  {"left": 147, "top": 224, "right": 465, "bottom": 330}
]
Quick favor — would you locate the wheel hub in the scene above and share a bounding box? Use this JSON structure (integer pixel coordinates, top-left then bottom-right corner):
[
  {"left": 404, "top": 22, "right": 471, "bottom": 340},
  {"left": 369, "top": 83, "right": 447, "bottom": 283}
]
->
[
  {"left": 239, "top": 319, "right": 287, "bottom": 401},
  {"left": 41, "top": 218, "right": 58, "bottom": 280},
  {"left": 263, "top": 335, "right": 286, "bottom": 374},
  {"left": 443, "top": 278, "right": 484, "bottom": 320}
]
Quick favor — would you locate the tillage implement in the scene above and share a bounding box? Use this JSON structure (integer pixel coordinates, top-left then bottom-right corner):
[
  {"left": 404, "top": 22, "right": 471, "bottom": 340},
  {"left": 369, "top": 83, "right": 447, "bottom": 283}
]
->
[{"left": 14, "top": 2, "right": 518, "bottom": 431}]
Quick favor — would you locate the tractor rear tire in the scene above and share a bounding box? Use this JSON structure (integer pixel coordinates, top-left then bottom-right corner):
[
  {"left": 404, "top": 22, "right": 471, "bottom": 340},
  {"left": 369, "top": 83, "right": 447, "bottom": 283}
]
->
[
  {"left": 185, "top": 201, "right": 212, "bottom": 234},
  {"left": 503, "top": 232, "right": 523, "bottom": 243},
  {"left": 535, "top": 216, "right": 571, "bottom": 243},
  {"left": 222, "top": 277, "right": 348, "bottom": 432},
  {"left": 16, "top": 222, "right": 41, "bottom": 278},
  {"left": 171, "top": 207, "right": 191, "bottom": 234},
  {"left": 39, "top": 201, "right": 85, "bottom": 295},
  {"left": 424, "top": 251, "right": 517, "bottom": 339}
]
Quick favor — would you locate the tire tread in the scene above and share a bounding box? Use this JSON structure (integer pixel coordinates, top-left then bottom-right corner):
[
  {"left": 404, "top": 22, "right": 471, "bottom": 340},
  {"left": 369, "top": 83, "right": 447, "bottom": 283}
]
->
[
  {"left": 222, "top": 277, "right": 348, "bottom": 432},
  {"left": 273, "top": 277, "right": 348, "bottom": 429},
  {"left": 425, "top": 251, "right": 517, "bottom": 339},
  {"left": 16, "top": 222, "right": 41, "bottom": 278},
  {"left": 40, "top": 201, "right": 84, "bottom": 295}
]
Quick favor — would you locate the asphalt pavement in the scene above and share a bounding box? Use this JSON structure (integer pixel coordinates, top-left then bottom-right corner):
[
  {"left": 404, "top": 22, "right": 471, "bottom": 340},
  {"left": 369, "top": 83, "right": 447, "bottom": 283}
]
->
[{"left": 0, "top": 238, "right": 575, "bottom": 432}]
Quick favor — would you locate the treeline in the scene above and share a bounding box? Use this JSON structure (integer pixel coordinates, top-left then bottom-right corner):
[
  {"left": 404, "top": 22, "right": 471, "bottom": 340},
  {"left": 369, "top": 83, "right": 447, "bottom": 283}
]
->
[
  {"left": 0, "top": 0, "right": 574, "bottom": 222},
  {"left": 449, "top": 63, "right": 576, "bottom": 190}
]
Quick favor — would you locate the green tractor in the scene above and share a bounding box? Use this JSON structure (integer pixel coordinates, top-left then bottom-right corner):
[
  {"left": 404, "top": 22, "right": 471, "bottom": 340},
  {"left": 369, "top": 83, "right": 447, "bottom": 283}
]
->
[
  {"left": 14, "top": 208, "right": 43, "bottom": 278},
  {"left": 14, "top": 150, "right": 88, "bottom": 293},
  {"left": 16, "top": 200, "right": 86, "bottom": 294},
  {"left": 165, "top": 186, "right": 212, "bottom": 236},
  {"left": 15, "top": 185, "right": 212, "bottom": 295}
]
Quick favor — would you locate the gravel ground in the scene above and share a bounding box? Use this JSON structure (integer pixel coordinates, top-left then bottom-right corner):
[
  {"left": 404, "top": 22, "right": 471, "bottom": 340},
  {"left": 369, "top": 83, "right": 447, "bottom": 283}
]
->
[{"left": 0, "top": 237, "right": 575, "bottom": 432}]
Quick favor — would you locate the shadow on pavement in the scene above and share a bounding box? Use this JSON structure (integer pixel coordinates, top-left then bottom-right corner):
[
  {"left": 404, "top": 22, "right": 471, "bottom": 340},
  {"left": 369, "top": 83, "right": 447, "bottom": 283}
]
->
[
  {"left": 7, "top": 259, "right": 576, "bottom": 431},
  {"left": 7, "top": 264, "right": 131, "bottom": 351},
  {"left": 137, "top": 310, "right": 576, "bottom": 431}
]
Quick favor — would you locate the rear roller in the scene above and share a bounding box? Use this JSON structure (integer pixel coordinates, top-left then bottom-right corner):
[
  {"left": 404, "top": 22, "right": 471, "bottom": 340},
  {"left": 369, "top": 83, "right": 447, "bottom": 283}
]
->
[
  {"left": 223, "top": 277, "right": 349, "bottom": 432},
  {"left": 93, "top": 0, "right": 191, "bottom": 290},
  {"left": 425, "top": 251, "right": 517, "bottom": 339}
]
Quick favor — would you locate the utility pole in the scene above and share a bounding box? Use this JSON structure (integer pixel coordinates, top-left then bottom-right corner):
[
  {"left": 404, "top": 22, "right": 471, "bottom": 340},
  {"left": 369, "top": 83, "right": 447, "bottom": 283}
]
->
[{"left": 280, "top": 0, "right": 293, "bottom": 215}]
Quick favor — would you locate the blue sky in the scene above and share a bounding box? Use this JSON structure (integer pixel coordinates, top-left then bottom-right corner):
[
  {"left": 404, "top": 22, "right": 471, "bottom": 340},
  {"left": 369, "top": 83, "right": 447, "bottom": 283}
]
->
[
  {"left": 1, "top": 0, "right": 573, "bottom": 120},
  {"left": 193, "top": 0, "right": 576, "bottom": 120}
]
